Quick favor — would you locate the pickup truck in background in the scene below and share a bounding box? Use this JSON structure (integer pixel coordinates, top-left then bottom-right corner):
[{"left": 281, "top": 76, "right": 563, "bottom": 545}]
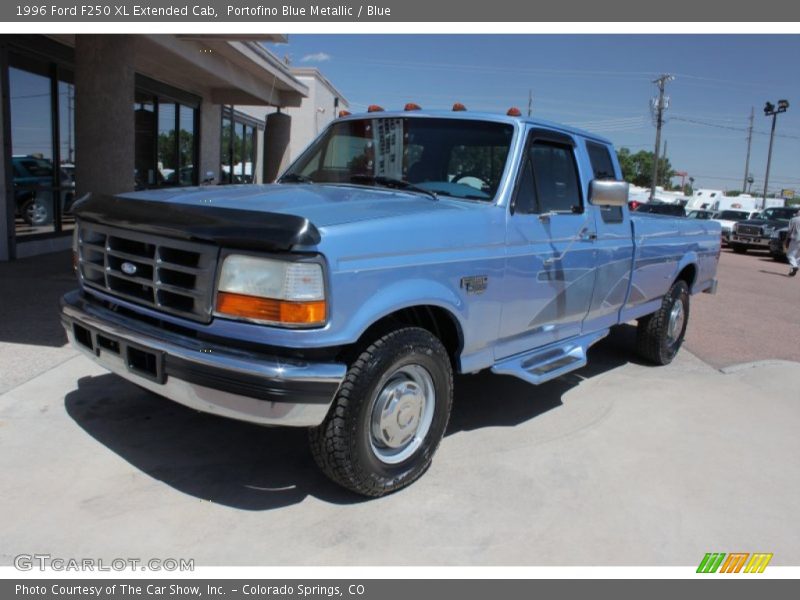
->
[
  {"left": 731, "top": 205, "right": 800, "bottom": 253},
  {"left": 61, "top": 108, "right": 720, "bottom": 496}
]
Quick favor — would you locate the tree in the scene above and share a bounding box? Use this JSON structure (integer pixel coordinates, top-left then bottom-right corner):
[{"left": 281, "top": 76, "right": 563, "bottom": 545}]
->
[{"left": 616, "top": 147, "right": 674, "bottom": 189}]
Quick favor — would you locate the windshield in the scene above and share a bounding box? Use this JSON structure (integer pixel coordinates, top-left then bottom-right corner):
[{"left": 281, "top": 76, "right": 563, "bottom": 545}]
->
[
  {"left": 717, "top": 210, "right": 749, "bottom": 220},
  {"left": 687, "top": 210, "right": 712, "bottom": 219},
  {"left": 761, "top": 207, "right": 798, "bottom": 221},
  {"left": 281, "top": 117, "right": 515, "bottom": 201}
]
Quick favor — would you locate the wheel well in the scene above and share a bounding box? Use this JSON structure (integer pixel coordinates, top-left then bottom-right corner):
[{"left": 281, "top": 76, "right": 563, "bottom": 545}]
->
[
  {"left": 676, "top": 263, "right": 697, "bottom": 291},
  {"left": 352, "top": 306, "right": 463, "bottom": 368}
]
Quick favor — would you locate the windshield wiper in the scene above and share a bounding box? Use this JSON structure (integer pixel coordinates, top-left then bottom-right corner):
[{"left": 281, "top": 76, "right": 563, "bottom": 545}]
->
[
  {"left": 280, "top": 173, "right": 313, "bottom": 184},
  {"left": 350, "top": 174, "right": 438, "bottom": 201}
]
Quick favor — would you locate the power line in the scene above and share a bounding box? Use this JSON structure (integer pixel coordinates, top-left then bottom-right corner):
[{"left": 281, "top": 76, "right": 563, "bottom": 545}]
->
[{"left": 669, "top": 115, "right": 800, "bottom": 140}]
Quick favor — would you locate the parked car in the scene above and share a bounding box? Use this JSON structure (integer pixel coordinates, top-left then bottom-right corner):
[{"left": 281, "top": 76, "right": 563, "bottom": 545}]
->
[
  {"left": 634, "top": 202, "right": 686, "bottom": 217},
  {"left": 713, "top": 209, "right": 758, "bottom": 246},
  {"left": 731, "top": 206, "right": 800, "bottom": 253},
  {"left": 12, "top": 155, "right": 75, "bottom": 226},
  {"left": 62, "top": 109, "right": 720, "bottom": 496}
]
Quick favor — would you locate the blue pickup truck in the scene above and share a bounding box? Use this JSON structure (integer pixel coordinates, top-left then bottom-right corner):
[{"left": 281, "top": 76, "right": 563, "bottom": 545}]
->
[{"left": 61, "top": 108, "right": 720, "bottom": 496}]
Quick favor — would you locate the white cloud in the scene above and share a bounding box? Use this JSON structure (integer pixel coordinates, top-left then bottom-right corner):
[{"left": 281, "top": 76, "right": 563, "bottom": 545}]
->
[{"left": 301, "top": 52, "right": 332, "bottom": 63}]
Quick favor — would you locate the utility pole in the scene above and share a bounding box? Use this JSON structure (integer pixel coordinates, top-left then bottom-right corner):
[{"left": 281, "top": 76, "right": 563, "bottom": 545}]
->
[
  {"left": 650, "top": 74, "right": 674, "bottom": 201},
  {"left": 527, "top": 89, "right": 533, "bottom": 117},
  {"left": 742, "top": 107, "right": 753, "bottom": 193},
  {"left": 662, "top": 139, "right": 668, "bottom": 187}
]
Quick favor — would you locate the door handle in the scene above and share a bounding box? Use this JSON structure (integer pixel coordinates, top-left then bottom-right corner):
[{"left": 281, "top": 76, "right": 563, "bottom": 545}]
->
[{"left": 579, "top": 230, "right": 598, "bottom": 241}]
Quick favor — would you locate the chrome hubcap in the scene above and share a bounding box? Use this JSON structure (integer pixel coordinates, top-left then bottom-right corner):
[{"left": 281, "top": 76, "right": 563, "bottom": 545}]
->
[
  {"left": 666, "top": 299, "right": 685, "bottom": 345},
  {"left": 369, "top": 364, "right": 435, "bottom": 465}
]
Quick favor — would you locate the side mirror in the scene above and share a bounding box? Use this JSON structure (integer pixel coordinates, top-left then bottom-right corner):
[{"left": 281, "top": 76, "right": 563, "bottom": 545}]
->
[{"left": 589, "top": 180, "right": 628, "bottom": 207}]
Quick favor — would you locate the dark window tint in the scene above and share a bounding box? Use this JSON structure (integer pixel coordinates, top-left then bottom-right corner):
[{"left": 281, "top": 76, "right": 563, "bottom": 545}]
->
[
  {"left": 514, "top": 158, "right": 537, "bottom": 214},
  {"left": 587, "top": 141, "right": 623, "bottom": 223},
  {"left": 530, "top": 142, "right": 581, "bottom": 213},
  {"left": 586, "top": 142, "right": 616, "bottom": 179}
]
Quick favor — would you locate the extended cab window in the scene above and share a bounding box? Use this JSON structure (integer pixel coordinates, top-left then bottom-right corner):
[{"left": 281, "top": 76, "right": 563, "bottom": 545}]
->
[
  {"left": 586, "top": 141, "right": 623, "bottom": 223},
  {"left": 515, "top": 140, "right": 582, "bottom": 214}
]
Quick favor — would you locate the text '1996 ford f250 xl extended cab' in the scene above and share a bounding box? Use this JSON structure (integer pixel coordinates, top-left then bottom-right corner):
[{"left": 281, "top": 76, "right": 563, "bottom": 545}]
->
[{"left": 61, "top": 107, "right": 720, "bottom": 496}]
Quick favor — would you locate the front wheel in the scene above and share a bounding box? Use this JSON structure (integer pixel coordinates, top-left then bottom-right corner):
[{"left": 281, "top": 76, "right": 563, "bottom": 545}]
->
[
  {"left": 21, "top": 197, "right": 53, "bottom": 226},
  {"left": 636, "top": 280, "right": 690, "bottom": 365},
  {"left": 309, "top": 327, "right": 453, "bottom": 497}
]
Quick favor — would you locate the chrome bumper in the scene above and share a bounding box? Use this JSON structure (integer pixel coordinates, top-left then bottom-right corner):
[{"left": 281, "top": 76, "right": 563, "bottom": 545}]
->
[{"left": 60, "top": 290, "right": 346, "bottom": 427}]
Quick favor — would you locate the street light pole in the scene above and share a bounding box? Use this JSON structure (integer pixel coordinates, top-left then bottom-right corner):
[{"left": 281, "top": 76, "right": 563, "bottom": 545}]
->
[{"left": 762, "top": 100, "right": 789, "bottom": 210}]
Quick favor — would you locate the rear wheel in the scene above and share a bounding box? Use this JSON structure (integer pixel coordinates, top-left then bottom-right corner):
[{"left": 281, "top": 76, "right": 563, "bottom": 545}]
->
[
  {"left": 731, "top": 243, "right": 747, "bottom": 254},
  {"left": 636, "top": 280, "right": 690, "bottom": 366},
  {"left": 309, "top": 327, "right": 453, "bottom": 497}
]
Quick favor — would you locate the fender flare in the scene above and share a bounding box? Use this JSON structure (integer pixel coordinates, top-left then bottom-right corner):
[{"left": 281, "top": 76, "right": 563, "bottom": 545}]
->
[{"left": 345, "top": 278, "right": 467, "bottom": 347}]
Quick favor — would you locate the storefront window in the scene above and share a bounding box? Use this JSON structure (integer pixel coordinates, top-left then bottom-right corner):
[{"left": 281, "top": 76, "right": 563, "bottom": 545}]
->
[
  {"left": 134, "top": 85, "right": 198, "bottom": 189},
  {"left": 134, "top": 92, "right": 156, "bottom": 187},
  {"left": 220, "top": 109, "right": 260, "bottom": 184},
  {"left": 179, "top": 105, "right": 195, "bottom": 186},
  {"left": 8, "top": 54, "right": 75, "bottom": 239}
]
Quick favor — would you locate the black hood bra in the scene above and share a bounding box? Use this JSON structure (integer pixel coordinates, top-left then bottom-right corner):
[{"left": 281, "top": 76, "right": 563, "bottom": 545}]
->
[{"left": 72, "top": 193, "right": 321, "bottom": 251}]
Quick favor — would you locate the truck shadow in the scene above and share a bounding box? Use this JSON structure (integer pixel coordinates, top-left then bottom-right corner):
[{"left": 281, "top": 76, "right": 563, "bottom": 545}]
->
[{"left": 64, "top": 325, "right": 639, "bottom": 511}]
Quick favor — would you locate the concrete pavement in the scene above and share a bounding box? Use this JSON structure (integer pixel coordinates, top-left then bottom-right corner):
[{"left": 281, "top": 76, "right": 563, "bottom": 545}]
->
[{"left": 1, "top": 325, "right": 798, "bottom": 566}]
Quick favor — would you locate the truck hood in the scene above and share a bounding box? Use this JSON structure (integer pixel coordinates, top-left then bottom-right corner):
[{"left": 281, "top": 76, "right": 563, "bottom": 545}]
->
[
  {"left": 73, "top": 184, "right": 466, "bottom": 252},
  {"left": 114, "top": 183, "right": 457, "bottom": 229}
]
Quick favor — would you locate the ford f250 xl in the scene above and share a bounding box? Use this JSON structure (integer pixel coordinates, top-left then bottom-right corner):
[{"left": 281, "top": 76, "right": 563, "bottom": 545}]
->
[{"left": 61, "top": 107, "right": 720, "bottom": 496}]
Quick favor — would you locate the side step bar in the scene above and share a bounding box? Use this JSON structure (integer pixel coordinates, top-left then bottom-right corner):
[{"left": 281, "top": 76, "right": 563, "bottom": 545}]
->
[{"left": 491, "top": 329, "right": 610, "bottom": 385}]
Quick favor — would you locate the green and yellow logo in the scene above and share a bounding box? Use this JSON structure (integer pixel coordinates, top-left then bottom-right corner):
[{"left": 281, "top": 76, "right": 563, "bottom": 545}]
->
[{"left": 697, "top": 552, "right": 773, "bottom": 573}]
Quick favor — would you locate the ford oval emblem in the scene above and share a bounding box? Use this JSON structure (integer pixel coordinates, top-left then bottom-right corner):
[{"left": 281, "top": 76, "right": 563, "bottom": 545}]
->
[{"left": 121, "top": 261, "right": 138, "bottom": 275}]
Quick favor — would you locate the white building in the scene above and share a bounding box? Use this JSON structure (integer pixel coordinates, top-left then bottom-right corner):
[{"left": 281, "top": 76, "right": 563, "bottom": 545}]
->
[{"left": 239, "top": 66, "right": 349, "bottom": 181}]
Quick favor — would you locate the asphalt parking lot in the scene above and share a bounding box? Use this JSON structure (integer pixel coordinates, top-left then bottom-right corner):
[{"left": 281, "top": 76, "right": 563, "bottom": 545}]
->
[{"left": 1, "top": 250, "right": 798, "bottom": 566}]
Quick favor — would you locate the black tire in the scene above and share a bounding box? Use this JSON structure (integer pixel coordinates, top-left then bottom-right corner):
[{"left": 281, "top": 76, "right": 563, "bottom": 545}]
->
[
  {"left": 771, "top": 252, "right": 787, "bottom": 263},
  {"left": 731, "top": 243, "right": 747, "bottom": 254},
  {"left": 636, "top": 280, "right": 690, "bottom": 366},
  {"left": 20, "top": 197, "right": 53, "bottom": 226},
  {"left": 309, "top": 327, "right": 453, "bottom": 497}
]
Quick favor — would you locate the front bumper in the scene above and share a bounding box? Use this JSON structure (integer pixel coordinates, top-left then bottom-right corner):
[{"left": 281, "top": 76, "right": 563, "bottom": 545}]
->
[
  {"left": 732, "top": 234, "right": 770, "bottom": 247},
  {"left": 60, "top": 290, "right": 346, "bottom": 427}
]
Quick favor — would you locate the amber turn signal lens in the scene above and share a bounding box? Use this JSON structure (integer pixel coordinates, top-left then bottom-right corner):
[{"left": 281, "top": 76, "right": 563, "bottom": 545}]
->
[{"left": 216, "top": 291, "right": 326, "bottom": 325}]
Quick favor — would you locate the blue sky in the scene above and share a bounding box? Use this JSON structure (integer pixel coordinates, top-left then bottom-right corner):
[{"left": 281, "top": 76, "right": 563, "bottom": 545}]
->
[{"left": 268, "top": 35, "right": 800, "bottom": 194}]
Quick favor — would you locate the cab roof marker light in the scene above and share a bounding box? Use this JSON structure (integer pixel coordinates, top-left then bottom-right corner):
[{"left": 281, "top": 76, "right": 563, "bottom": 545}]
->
[
  {"left": 367, "top": 105, "right": 385, "bottom": 113},
  {"left": 452, "top": 102, "right": 467, "bottom": 111},
  {"left": 338, "top": 110, "right": 351, "bottom": 118},
  {"left": 507, "top": 107, "right": 522, "bottom": 117},
  {"left": 404, "top": 103, "right": 422, "bottom": 111}
]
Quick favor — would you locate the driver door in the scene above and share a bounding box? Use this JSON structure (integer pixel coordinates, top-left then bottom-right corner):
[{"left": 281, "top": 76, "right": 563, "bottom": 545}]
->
[{"left": 495, "top": 129, "right": 597, "bottom": 359}]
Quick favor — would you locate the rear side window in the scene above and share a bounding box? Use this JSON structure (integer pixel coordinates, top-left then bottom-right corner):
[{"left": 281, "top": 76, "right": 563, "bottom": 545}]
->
[
  {"left": 586, "top": 141, "right": 623, "bottom": 223},
  {"left": 586, "top": 142, "right": 616, "bottom": 179}
]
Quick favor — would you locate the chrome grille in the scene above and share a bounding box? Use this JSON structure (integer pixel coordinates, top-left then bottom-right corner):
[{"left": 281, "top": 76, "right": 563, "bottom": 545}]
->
[
  {"left": 736, "top": 225, "right": 762, "bottom": 236},
  {"left": 77, "top": 221, "right": 218, "bottom": 323}
]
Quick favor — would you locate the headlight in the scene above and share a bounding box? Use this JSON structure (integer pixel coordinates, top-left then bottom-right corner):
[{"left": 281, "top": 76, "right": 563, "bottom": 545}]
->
[
  {"left": 770, "top": 230, "right": 781, "bottom": 239},
  {"left": 214, "top": 254, "right": 326, "bottom": 327},
  {"left": 763, "top": 226, "right": 775, "bottom": 236}
]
